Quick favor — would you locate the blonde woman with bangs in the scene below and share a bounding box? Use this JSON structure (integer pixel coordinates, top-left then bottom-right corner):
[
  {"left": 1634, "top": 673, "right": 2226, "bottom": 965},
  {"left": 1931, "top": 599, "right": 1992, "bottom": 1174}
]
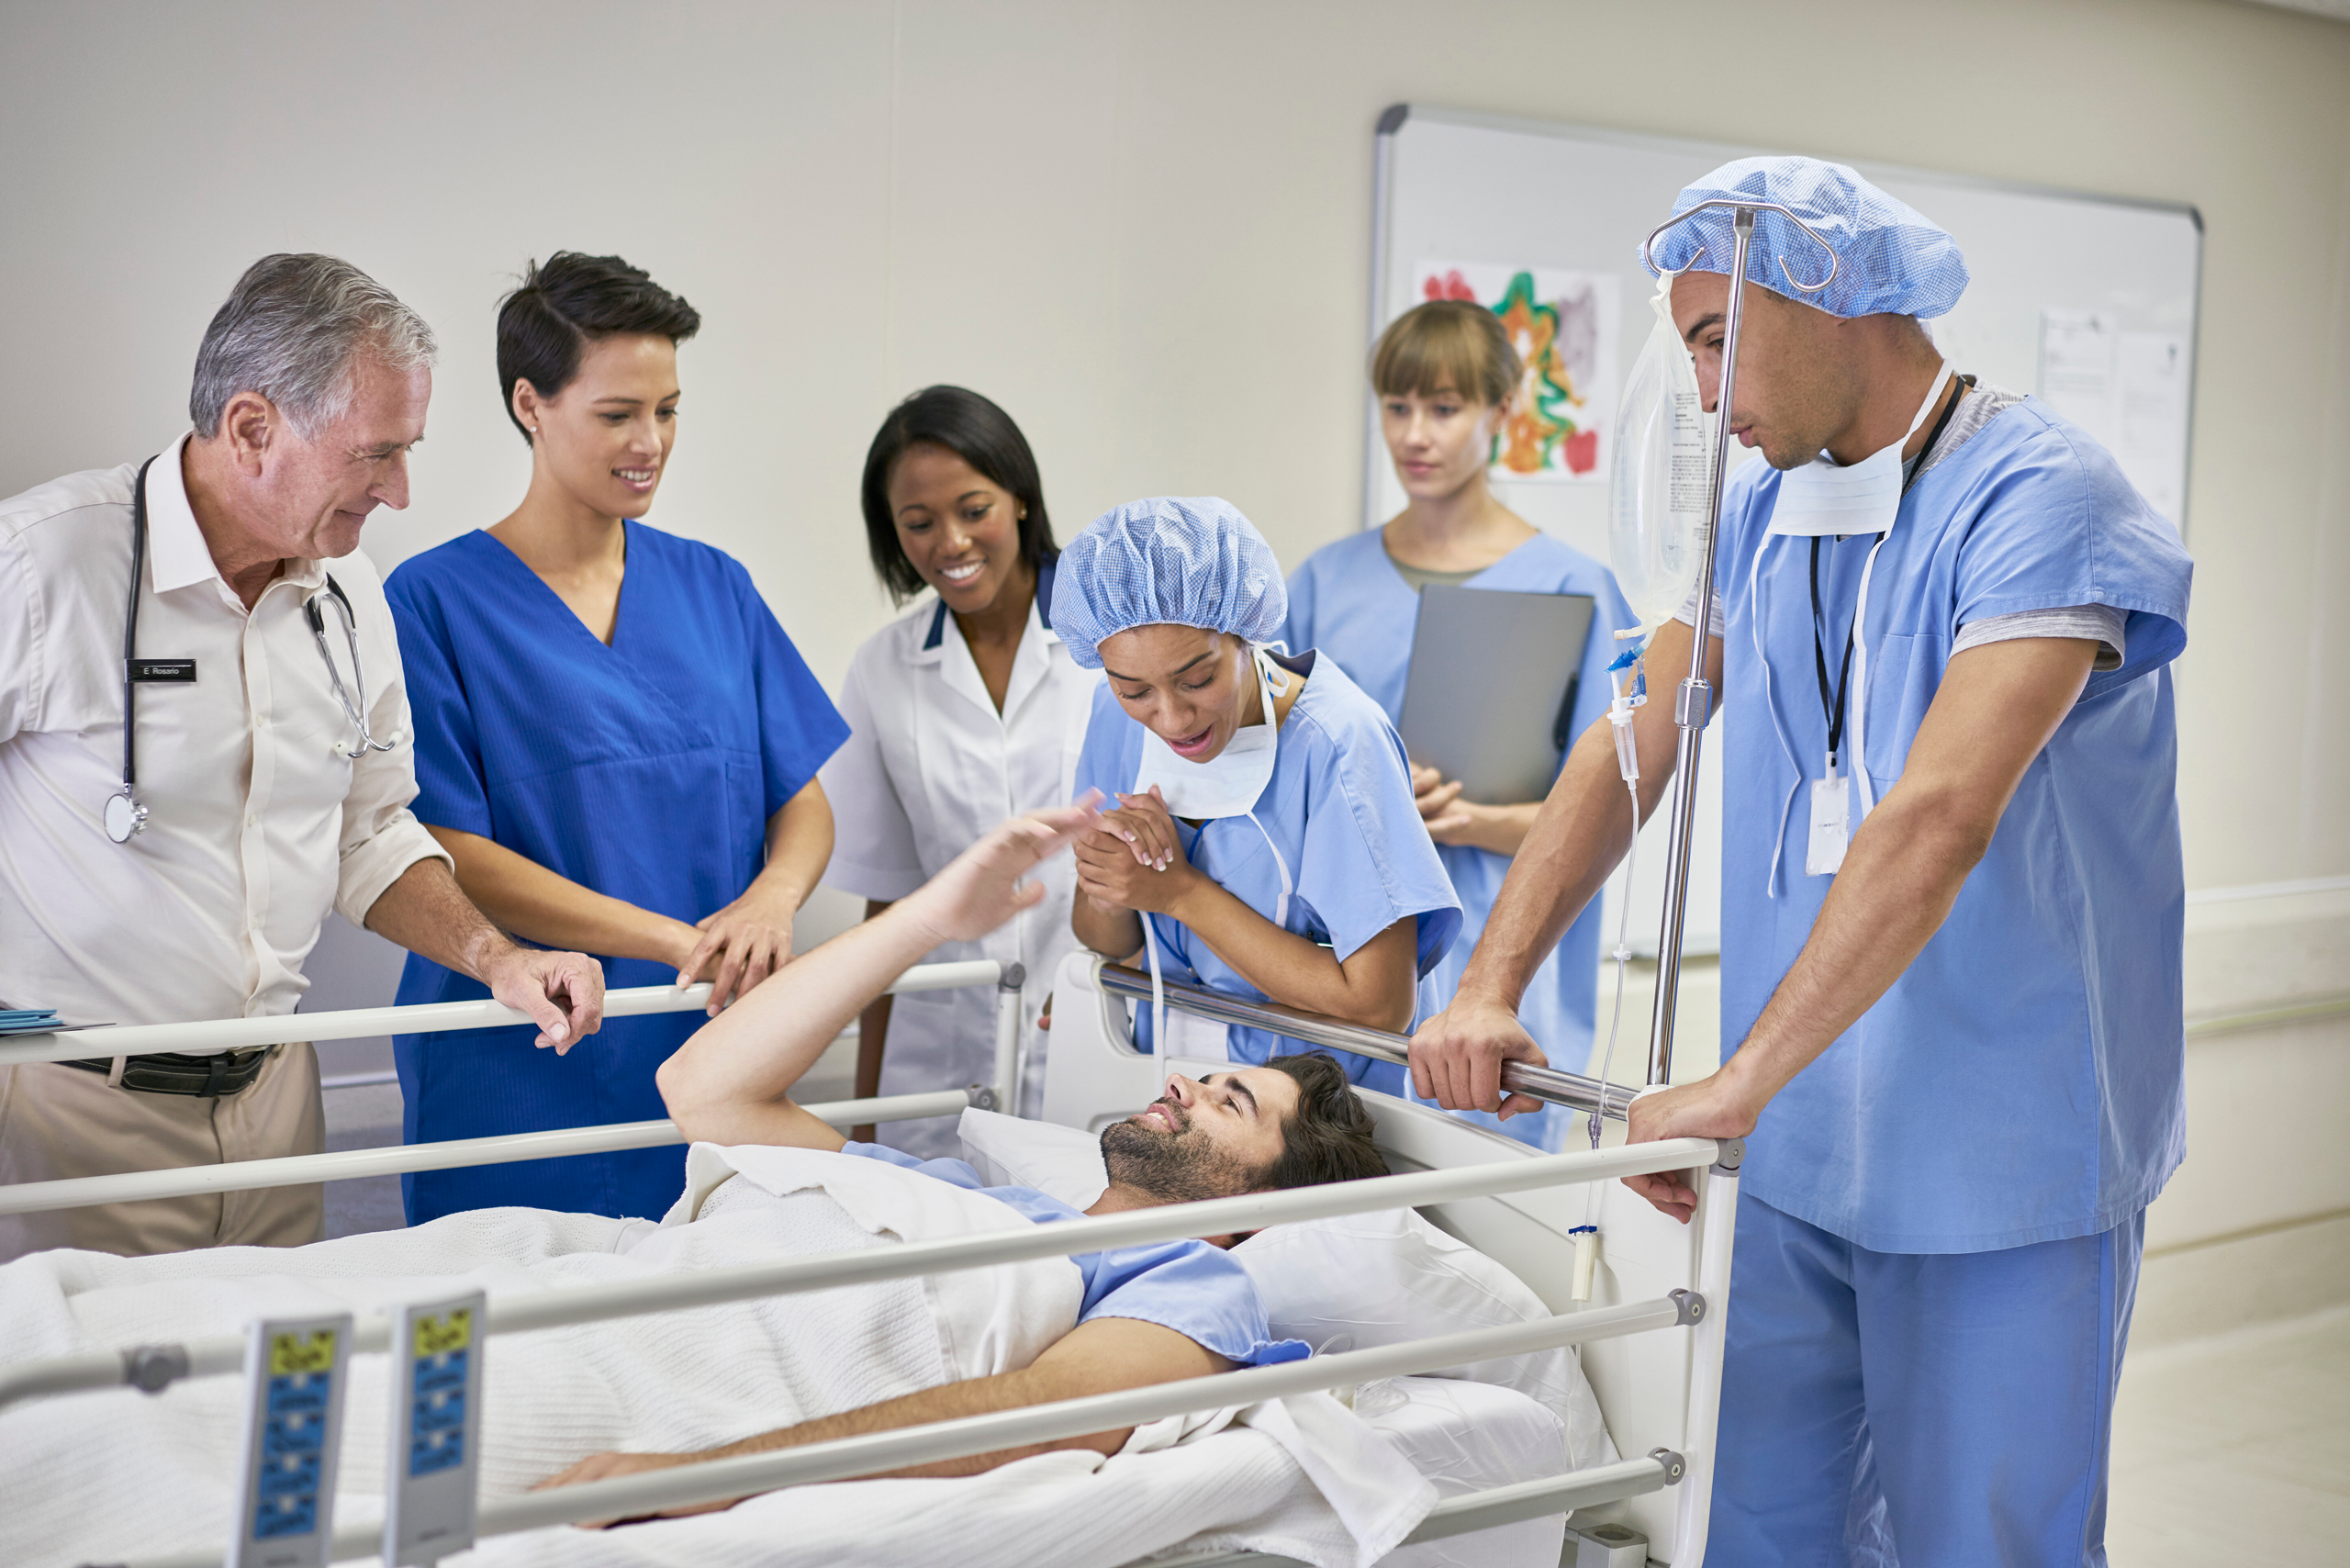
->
[{"left": 1283, "top": 300, "right": 1632, "bottom": 1150}]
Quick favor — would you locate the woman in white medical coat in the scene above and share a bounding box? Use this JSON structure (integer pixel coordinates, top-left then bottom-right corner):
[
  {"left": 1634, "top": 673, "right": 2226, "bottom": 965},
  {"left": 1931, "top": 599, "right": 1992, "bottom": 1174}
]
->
[{"left": 821, "top": 386, "right": 1100, "bottom": 1152}]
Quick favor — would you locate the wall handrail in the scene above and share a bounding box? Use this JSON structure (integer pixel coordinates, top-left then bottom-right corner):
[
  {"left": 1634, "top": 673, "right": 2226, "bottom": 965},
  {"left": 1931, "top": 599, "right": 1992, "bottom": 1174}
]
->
[
  {"left": 1093, "top": 964, "right": 1639, "bottom": 1121},
  {"left": 0, "top": 960, "right": 1007, "bottom": 1070},
  {"left": 0, "top": 1136, "right": 1726, "bottom": 1413}
]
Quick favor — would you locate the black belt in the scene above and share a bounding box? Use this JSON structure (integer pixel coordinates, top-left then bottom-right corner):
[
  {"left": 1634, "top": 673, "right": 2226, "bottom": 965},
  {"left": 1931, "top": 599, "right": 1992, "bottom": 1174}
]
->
[{"left": 57, "top": 1046, "right": 277, "bottom": 1098}]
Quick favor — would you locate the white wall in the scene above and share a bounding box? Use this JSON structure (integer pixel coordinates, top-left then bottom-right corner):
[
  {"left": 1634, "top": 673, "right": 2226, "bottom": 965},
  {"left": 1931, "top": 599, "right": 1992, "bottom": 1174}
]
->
[
  {"left": 5, "top": 0, "right": 2345, "bottom": 887},
  {"left": 5, "top": 0, "right": 2344, "bottom": 1320}
]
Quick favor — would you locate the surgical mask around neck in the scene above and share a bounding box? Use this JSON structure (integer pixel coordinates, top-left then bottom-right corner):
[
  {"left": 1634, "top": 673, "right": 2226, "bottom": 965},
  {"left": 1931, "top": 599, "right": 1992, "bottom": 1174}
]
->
[{"left": 1768, "top": 362, "right": 1953, "bottom": 539}]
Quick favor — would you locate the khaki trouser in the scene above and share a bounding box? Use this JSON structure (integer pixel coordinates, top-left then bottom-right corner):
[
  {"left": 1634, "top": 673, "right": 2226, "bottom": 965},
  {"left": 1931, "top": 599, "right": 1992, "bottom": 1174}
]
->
[{"left": 0, "top": 1043, "right": 325, "bottom": 1260}]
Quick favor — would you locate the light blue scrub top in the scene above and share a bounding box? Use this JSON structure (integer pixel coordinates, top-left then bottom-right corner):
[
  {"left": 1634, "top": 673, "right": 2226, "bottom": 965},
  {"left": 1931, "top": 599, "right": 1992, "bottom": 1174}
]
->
[
  {"left": 844, "top": 1143, "right": 1310, "bottom": 1367},
  {"left": 1072, "top": 652, "right": 1462, "bottom": 1089},
  {"left": 1285, "top": 532, "right": 1634, "bottom": 1148},
  {"left": 1717, "top": 398, "right": 2192, "bottom": 1254}
]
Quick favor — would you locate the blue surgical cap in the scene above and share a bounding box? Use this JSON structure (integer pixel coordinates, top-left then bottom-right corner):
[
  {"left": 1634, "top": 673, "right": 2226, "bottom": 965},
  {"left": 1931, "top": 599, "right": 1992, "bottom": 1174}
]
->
[
  {"left": 1641, "top": 156, "right": 1969, "bottom": 320},
  {"left": 1051, "top": 497, "right": 1288, "bottom": 672}
]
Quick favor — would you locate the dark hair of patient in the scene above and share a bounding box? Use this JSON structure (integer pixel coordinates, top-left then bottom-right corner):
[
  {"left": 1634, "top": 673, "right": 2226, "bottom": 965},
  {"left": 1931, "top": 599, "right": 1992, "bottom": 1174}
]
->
[
  {"left": 1260, "top": 1053, "right": 1388, "bottom": 1189},
  {"left": 860, "top": 386, "right": 1058, "bottom": 603},
  {"left": 495, "top": 252, "right": 702, "bottom": 445}
]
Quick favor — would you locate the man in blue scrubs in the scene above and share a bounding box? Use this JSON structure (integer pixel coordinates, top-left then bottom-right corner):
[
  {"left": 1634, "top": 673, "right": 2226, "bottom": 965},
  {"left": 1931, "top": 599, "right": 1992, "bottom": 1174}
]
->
[{"left": 1411, "top": 158, "right": 2192, "bottom": 1565}]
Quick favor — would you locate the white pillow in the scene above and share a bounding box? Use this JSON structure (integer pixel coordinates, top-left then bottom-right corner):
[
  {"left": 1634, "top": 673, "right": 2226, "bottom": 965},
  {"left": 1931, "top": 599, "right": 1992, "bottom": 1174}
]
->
[
  {"left": 956, "top": 1108, "right": 1614, "bottom": 1464},
  {"left": 1230, "top": 1207, "right": 1614, "bottom": 1468},
  {"left": 957, "top": 1108, "right": 1107, "bottom": 1208}
]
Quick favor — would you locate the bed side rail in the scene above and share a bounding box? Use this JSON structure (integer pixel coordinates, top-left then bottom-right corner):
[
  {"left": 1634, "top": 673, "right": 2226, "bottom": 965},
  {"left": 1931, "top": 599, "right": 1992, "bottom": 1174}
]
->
[
  {"left": 0, "top": 1136, "right": 1726, "bottom": 1414},
  {"left": 0, "top": 960, "right": 1009, "bottom": 1068},
  {"left": 1090, "top": 963, "right": 1639, "bottom": 1122}
]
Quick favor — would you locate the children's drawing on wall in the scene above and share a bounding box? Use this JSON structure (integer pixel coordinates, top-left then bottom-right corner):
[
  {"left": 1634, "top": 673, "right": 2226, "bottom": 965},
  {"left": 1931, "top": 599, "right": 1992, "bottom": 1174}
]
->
[{"left": 1412, "top": 263, "right": 1620, "bottom": 482}]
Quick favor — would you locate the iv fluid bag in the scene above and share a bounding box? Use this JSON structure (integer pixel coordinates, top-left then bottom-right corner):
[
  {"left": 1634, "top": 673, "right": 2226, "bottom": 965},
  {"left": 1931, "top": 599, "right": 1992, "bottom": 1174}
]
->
[{"left": 1609, "top": 281, "right": 1715, "bottom": 633}]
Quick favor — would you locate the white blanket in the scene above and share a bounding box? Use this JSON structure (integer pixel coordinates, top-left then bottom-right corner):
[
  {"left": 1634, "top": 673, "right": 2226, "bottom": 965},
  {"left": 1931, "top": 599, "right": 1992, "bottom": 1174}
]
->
[
  {"left": 454, "top": 1375, "right": 1563, "bottom": 1568},
  {"left": 0, "top": 1146, "right": 1461, "bottom": 1568}
]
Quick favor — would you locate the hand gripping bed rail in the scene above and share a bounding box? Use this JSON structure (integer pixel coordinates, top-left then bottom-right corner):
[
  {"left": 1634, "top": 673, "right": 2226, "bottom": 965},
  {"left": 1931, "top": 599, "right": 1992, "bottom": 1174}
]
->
[
  {"left": 1093, "top": 963, "right": 1640, "bottom": 1121},
  {"left": 0, "top": 1136, "right": 1728, "bottom": 1413},
  {"left": 102, "top": 1303, "right": 1699, "bottom": 1568}
]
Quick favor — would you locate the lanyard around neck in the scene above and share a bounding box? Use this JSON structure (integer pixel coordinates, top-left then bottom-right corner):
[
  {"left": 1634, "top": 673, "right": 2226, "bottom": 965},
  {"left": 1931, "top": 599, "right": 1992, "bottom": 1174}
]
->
[{"left": 1804, "top": 375, "right": 1968, "bottom": 772}]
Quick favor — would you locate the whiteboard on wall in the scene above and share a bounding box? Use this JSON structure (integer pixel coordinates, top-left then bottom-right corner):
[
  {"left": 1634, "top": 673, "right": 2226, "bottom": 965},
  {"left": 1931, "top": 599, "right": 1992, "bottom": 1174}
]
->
[{"left": 1365, "top": 106, "right": 2203, "bottom": 961}]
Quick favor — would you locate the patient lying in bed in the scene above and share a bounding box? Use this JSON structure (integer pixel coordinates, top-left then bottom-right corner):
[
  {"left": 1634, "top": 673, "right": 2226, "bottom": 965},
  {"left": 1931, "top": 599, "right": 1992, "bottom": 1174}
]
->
[
  {"left": 0, "top": 801, "right": 1403, "bottom": 1555},
  {"left": 539, "top": 798, "right": 1393, "bottom": 1518}
]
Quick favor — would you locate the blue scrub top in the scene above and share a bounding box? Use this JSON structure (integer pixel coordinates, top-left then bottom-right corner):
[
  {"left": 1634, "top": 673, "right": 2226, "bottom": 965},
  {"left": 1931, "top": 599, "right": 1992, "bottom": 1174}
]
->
[
  {"left": 843, "top": 1143, "right": 1311, "bottom": 1367},
  {"left": 1072, "top": 652, "right": 1461, "bottom": 1089},
  {"left": 1284, "top": 532, "right": 1634, "bottom": 1149},
  {"left": 386, "top": 522, "right": 848, "bottom": 1224},
  {"left": 1717, "top": 398, "right": 2192, "bottom": 1254}
]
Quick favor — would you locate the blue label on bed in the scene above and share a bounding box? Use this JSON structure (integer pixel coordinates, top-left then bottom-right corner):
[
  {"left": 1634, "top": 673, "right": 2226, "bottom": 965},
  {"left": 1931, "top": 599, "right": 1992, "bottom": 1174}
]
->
[
  {"left": 252, "top": 1364, "right": 335, "bottom": 1538},
  {"left": 408, "top": 1347, "right": 470, "bottom": 1476}
]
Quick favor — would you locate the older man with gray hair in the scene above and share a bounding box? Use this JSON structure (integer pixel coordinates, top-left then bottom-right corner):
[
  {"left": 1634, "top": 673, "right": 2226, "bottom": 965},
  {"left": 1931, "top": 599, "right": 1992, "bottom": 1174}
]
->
[{"left": 0, "top": 253, "right": 604, "bottom": 1260}]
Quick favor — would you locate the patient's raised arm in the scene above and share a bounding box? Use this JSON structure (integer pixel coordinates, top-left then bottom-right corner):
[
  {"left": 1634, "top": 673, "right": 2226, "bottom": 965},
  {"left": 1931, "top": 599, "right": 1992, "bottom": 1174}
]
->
[{"left": 655, "top": 800, "right": 1101, "bottom": 1148}]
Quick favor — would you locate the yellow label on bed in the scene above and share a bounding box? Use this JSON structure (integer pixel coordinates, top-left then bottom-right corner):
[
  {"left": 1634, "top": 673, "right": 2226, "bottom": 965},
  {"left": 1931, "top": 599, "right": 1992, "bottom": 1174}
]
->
[
  {"left": 269, "top": 1327, "right": 339, "bottom": 1376},
  {"left": 412, "top": 1307, "right": 474, "bottom": 1358}
]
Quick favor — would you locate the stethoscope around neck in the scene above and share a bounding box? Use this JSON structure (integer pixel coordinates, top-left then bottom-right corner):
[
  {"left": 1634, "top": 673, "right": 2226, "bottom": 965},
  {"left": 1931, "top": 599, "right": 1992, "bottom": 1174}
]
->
[{"left": 105, "top": 455, "right": 397, "bottom": 845}]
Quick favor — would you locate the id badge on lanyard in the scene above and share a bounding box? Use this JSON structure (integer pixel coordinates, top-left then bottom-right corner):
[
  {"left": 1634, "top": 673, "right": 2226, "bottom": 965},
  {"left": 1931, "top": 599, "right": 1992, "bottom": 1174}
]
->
[
  {"left": 1807, "top": 761, "right": 1852, "bottom": 876},
  {"left": 1806, "top": 534, "right": 1862, "bottom": 878}
]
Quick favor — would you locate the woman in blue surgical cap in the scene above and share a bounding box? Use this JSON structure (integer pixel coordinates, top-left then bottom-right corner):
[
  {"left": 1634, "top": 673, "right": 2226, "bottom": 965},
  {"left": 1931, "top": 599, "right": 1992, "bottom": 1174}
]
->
[
  {"left": 1060, "top": 498, "right": 1460, "bottom": 1084},
  {"left": 1286, "top": 300, "right": 1633, "bottom": 1149}
]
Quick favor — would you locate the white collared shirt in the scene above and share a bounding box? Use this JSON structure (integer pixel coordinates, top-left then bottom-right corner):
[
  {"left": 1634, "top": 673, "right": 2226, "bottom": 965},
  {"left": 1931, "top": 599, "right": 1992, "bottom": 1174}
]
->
[
  {"left": 0, "top": 435, "right": 448, "bottom": 1037},
  {"left": 818, "top": 577, "right": 1100, "bottom": 1112}
]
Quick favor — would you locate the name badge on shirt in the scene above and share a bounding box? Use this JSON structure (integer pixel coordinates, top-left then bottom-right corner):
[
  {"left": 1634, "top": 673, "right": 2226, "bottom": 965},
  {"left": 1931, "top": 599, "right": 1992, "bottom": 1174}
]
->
[
  {"left": 128, "top": 658, "right": 197, "bottom": 683},
  {"left": 1807, "top": 768, "right": 1852, "bottom": 878}
]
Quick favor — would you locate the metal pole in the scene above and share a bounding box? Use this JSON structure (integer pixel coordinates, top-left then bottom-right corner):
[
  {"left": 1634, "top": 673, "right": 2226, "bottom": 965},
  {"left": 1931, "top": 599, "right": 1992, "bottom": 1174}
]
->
[
  {"left": 1646, "top": 207, "right": 1755, "bottom": 1089},
  {"left": 990, "top": 962, "right": 1026, "bottom": 1117}
]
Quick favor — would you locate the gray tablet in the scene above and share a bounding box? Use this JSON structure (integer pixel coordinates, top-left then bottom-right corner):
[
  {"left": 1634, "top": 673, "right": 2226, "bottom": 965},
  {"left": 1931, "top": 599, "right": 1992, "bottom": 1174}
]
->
[{"left": 1396, "top": 585, "right": 1596, "bottom": 805}]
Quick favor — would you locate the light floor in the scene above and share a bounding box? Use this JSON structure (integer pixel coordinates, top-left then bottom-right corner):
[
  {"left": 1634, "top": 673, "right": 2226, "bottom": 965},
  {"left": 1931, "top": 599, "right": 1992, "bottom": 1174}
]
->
[{"left": 2108, "top": 1304, "right": 2350, "bottom": 1564}]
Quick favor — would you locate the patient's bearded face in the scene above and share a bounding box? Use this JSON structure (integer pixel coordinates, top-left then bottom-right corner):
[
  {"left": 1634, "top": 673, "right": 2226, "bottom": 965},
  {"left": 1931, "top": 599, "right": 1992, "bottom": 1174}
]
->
[
  {"left": 1100, "top": 1070, "right": 1294, "bottom": 1203},
  {"left": 1101, "top": 1102, "right": 1264, "bottom": 1203}
]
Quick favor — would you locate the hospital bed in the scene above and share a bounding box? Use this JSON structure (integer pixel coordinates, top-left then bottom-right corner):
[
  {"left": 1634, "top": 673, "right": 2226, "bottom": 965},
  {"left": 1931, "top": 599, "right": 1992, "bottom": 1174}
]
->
[{"left": 0, "top": 955, "right": 1737, "bottom": 1568}]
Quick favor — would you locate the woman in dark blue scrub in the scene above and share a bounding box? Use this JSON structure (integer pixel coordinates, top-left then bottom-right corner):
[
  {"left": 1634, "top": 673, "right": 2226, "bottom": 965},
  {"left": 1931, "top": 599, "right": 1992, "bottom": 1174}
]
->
[{"left": 386, "top": 253, "right": 846, "bottom": 1224}]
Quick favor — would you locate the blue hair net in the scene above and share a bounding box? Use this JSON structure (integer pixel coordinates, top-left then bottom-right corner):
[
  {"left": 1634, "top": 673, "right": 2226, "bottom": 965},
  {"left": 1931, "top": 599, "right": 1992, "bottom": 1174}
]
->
[
  {"left": 1051, "top": 497, "right": 1288, "bottom": 672},
  {"left": 1641, "top": 156, "right": 1969, "bottom": 320}
]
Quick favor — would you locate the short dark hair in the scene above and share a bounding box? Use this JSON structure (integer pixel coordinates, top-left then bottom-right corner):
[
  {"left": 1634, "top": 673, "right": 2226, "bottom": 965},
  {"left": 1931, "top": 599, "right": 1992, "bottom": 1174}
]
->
[
  {"left": 1259, "top": 1053, "right": 1389, "bottom": 1189},
  {"left": 495, "top": 252, "right": 701, "bottom": 444},
  {"left": 859, "top": 386, "right": 1057, "bottom": 603}
]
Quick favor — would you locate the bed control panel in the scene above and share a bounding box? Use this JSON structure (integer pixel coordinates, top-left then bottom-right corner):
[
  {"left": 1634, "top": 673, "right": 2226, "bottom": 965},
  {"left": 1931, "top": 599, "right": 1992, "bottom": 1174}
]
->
[
  {"left": 229, "top": 1313, "right": 353, "bottom": 1568},
  {"left": 383, "top": 1291, "right": 486, "bottom": 1567}
]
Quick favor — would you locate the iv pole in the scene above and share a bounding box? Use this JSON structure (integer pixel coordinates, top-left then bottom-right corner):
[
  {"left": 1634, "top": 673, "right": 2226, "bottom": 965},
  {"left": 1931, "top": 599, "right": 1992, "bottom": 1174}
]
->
[{"left": 1636, "top": 201, "right": 1841, "bottom": 1089}]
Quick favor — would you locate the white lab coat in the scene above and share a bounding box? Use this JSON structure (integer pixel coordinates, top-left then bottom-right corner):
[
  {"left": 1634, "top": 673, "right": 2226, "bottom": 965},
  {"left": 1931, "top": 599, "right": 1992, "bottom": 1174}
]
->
[{"left": 821, "top": 579, "right": 1101, "bottom": 1152}]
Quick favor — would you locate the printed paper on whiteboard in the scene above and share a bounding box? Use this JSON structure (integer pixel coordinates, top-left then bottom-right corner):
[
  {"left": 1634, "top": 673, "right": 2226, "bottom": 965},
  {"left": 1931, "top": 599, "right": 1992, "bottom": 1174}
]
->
[
  {"left": 2038, "top": 307, "right": 2190, "bottom": 524},
  {"left": 1411, "top": 263, "right": 1620, "bottom": 484}
]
